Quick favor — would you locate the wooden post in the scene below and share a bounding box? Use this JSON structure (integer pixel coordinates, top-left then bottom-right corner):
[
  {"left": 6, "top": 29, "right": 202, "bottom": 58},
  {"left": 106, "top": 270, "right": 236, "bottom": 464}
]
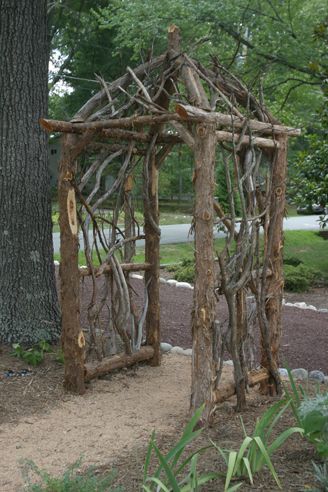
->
[
  {"left": 143, "top": 25, "right": 181, "bottom": 366},
  {"left": 58, "top": 134, "right": 86, "bottom": 394},
  {"left": 190, "top": 122, "right": 217, "bottom": 422},
  {"left": 144, "top": 149, "right": 161, "bottom": 365},
  {"left": 261, "top": 134, "right": 288, "bottom": 394},
  {"left": 124, "top": 175, "right": 135, "bottom": 262}
]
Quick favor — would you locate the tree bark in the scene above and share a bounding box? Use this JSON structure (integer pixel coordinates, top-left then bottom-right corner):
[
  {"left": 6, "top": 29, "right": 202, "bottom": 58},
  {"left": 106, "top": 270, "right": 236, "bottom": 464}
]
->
[
  {"left": 190, "top": 123, "right": 217, "bottom": 422},
  {"left": 261, "top": 134, "right": 288, "bottom": 394},
  {"left": 58, "top": 134, "right": 86, "bottom": 394},
  {"left": 0, "top": 0, "right": 60, "bottom": 344}
]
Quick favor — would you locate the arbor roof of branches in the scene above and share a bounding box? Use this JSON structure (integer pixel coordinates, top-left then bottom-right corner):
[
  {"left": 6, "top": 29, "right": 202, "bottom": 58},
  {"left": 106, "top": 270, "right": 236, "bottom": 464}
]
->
[{"left": 41, "top": 25, "right": 300, "bottom": 154}]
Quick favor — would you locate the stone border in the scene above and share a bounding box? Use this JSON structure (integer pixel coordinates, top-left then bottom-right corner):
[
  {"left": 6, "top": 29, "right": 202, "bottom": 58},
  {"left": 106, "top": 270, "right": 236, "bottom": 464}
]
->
[{"left": 160, "top": 343, "right": 328, "bottom": 386}]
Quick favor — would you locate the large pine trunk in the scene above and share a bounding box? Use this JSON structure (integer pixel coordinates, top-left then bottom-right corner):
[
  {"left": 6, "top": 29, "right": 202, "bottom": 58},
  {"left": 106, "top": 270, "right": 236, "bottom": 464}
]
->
[{"left": 0, "top": 0, "right": 60, "bottom": 344}]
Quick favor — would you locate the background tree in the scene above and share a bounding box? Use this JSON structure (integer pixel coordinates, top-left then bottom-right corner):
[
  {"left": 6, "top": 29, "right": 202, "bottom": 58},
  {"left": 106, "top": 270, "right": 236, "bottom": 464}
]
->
[{"left": 0, "top": 0, "right": 60, "bottom": 344}]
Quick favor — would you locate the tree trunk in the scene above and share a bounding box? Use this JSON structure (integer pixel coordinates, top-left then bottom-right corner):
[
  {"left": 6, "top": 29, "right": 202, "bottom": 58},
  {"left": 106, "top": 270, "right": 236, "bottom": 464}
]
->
[
  {"left": 0, "top": 0, "right": 60, "bottom": 345},
  {"left": 190, "top": 123, "right": 217, "bottom": 423}
]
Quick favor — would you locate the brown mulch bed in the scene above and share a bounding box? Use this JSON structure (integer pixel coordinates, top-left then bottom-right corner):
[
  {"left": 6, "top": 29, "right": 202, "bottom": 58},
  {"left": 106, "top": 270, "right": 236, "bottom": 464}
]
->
[{"left": 78, "top": 273, "right": 328, "bottom": 373}]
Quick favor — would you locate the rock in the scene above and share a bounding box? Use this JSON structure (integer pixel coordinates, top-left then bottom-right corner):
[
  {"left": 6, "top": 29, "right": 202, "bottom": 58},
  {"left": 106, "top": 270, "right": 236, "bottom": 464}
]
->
[
  {"left": 170, "top": 346, "right": 185, "bottom": 355},
  {"left": 319, "top": 308, "right": 328, "bottom": 313},
  {"left": 279, "top": 368, "right": 288, "bottom": 377},
  {"left": 292, "top": 302, "right": 316, "bottom": 311},
  {"left": 291, "top": 368, "right": 308, "bottom": 381},
  {"left": 176, "top": 282, "right": 193, "bottom": 290},
  {"left": 324, "top": 376, "right": 328, "bottom": 386},
  {"left": 54, "top": 260, "right": 60, "bottom": 266},
  {"left": 293, "top": 302, "right": 307, "bottom": 309},
  {"left": 182, "top": 348, "right": 192, "bottom": 356},
  {"left": 223, "top": 360, "right": 234, "bottom": 366},
  {"left": 159, "top": 277, "right": 167, "bottom": 284},
  {"left": 160, "top": 342, "right": 172, "bottom": 353},
  {"left": 131, "top": 274, "right": 143, "bottom": 280},
  {"left": 309, "top": 370, "right": 325, "bottom": 383},
  {"left": 166, "top": 279, "right": 178, "bottom": 286}
]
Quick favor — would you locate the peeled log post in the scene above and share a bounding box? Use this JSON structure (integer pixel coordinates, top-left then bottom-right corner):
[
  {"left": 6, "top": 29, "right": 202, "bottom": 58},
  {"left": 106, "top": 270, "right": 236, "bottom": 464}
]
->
[
  {"left": 58, "top": 134, "right": 86, "bottom": 394},
  {"left": 214, "top": 369, "right": 269, "bottom": 404},
  {"left": 261, "top": 134, "right": 288, "bottom": 395},
  {"left": 84, "top": 346, "right": 154, "bottom": 381},
  {"left": 143, "top": 149, "right": 161, "bottom": 366},
  {"left": 190, "top": 122, "right": 217, "bottom": 422}
]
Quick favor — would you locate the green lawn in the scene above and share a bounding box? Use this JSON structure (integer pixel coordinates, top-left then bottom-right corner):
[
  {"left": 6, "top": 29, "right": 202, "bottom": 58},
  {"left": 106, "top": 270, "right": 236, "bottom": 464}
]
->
[{"left": 54, "top": 230, "right": 328, "bottom": 284}]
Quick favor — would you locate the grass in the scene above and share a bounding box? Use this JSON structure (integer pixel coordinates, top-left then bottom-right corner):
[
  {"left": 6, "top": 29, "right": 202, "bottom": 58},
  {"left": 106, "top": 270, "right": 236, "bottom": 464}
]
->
[
  {"left": 54, "top": 230, "right": 328, "bottom": 286},
  {"left": 51, "top": 210, "right": 192, "bottom": 232}
]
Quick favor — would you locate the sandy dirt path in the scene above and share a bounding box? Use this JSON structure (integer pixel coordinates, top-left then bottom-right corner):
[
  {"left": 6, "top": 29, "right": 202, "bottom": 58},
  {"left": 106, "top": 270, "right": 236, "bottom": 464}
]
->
[{"left": 0, "top": 355, "right": 194, "bottom": 491}]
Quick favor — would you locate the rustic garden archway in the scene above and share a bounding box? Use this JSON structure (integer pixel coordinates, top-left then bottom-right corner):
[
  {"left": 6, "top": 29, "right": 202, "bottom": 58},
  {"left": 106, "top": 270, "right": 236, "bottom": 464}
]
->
[{"left": 41, "top": 26, "right": 300, "bottom": 422}]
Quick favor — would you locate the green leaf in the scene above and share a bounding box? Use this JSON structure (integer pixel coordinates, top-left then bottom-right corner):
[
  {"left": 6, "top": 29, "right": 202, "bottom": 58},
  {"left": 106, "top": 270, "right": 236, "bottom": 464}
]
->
[
  {"left": 268, "top": 427, "right": 304, "bottom": 455},
  {"left": 144, "top": 477, "right": 170, "bottom": 492},
  {"left": 252, "top": 437, "right": 281, "bottom": 488},
  {"left": 242, "top": 456, "right": 253, "bottom": 484},
  {"left": 225, "top": 451, "right": 237, "bottom": 492},
  {"left": 152, "top": 442, "right": 181, "bottom": 492}
]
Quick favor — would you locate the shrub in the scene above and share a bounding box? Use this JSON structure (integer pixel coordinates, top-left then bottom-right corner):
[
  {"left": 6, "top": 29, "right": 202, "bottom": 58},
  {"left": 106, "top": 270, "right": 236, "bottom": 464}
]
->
[
  {"left": 298, "top": 393, "right": 328, "bottom": 458},
  {"left": 312, "top": 461, "right": 328, "bottom": 492},
  {"left": 172, "top": 258, "right": 195, "bottom": 284},
  {"left": 23, "top": 459, "right": 123, "bottom": 492},
  {"left": 11, "top": 340, "right": 52, "bottom": 367},
  {"left": 284, "top": 264, "right": 316, "bottom": 292},
  {"left": 283, "top": 256, "right": 303, "bottom": 267}
]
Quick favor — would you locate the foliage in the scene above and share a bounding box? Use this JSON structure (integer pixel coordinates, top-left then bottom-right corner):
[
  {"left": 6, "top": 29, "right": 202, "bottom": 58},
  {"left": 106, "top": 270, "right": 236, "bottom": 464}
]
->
[
  {"left": 213, "top": 399, "right": 303, "bottom": 490},
  {"left": 143, "top": 405, "right": 217, "bottom": 491},
  {"left": 298, "top": 394, "right": 328, "bottom": 458},
  {"left": 23, "top": 459, "right": 122, "bottom": 492},
  {"left": 283, "top": 256, "right": 303, "bottom": 267},
  {"left": 311, "top": 461, "right": 328, "bottom": 492},
  {"left": 11, "top": 340, "right": 52, "bottom": 367},
  {"left": 284, "top": 264, "right": 316, "bottom": 292},
  {"left": 290, "top": 136, "right": 328, "bottom": 209},
  {"left": 173, "top": 258, "right": 195, "bottom": 284},
  {"left": 285, "top": 369, "right": 328, "bottom": 459},
  {"left": 318, "top": 215, "right": 328, "bottom": 231}
]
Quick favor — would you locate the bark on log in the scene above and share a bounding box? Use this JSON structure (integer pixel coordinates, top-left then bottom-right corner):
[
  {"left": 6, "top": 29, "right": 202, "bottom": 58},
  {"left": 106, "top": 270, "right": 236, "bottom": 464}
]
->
[
  {"left": 261, "top": 134, "right": 288, "bottom": 394},
  {"left": 216, "top": 130, "right": 280, "bottom": 149},
  {"left": 190, "top": 122, "right": 217, "bottom": 423},
  {"left": 40, "top": 114, "right": 182, "bottom": 132},
  {"left": 84, "top": 346, "right": 155, "bottom": 381},
  {"left": 72, "top": 54, "right": 166, "bottom": 122},
  {"left": 58, "top": 134, "right": 86, "bottom": 394},
  {"left": 214, "top": 369, "right": 269, "bottom": 404},
  {"left": 176, "top": 104, "right": 301, "bottom": 137}
]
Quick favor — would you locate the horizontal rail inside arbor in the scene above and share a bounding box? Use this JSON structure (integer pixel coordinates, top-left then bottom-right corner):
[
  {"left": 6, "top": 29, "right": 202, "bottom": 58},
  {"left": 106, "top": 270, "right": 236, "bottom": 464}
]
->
[
  {"left": 84, "top": 346, "right": 155, "bottom": 381},
  {"left": 79, "top": 262, "right": 152, "bottom": 277}
]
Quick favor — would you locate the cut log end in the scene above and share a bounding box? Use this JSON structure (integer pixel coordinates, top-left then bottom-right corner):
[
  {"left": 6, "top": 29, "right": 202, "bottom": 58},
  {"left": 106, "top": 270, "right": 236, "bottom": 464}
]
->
[{"left": 175, "top": 104, "right": 188, "bottom": 120}]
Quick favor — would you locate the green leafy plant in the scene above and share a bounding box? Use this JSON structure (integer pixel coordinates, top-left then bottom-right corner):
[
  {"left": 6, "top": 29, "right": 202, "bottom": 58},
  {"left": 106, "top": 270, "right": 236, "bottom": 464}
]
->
[
  {"left": 23, "top": 458, "right": 123, "bottom": 491},
  {"left": 173, "top": 258, "right": 195, "bottom": 284},
  {"left": 298, "top": 394, "right": 328, "bottom": 458},
  {"left": 284, "top": 264, "right": 317, "bottom": 292},
  {"left": 311, "top": 461, "right": 328, "bottom": 492},
  {"left": 11, "top": 340, "right": 52, "bottom": 367},
  {"left": 285, "top": 369, "right": 328, "bottom": 459},
  {"left": 213, "top": 399, "right": 304, "bottom": 490},
  {"left": 143, "top": 405, "right": 217, "bottom": 491}
]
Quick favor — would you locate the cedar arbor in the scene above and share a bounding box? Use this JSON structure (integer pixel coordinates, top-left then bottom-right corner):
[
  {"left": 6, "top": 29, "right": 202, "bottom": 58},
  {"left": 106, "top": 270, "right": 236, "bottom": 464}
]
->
[{"left": 41, "top": 27, "right": 300, "bottom": 423}]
